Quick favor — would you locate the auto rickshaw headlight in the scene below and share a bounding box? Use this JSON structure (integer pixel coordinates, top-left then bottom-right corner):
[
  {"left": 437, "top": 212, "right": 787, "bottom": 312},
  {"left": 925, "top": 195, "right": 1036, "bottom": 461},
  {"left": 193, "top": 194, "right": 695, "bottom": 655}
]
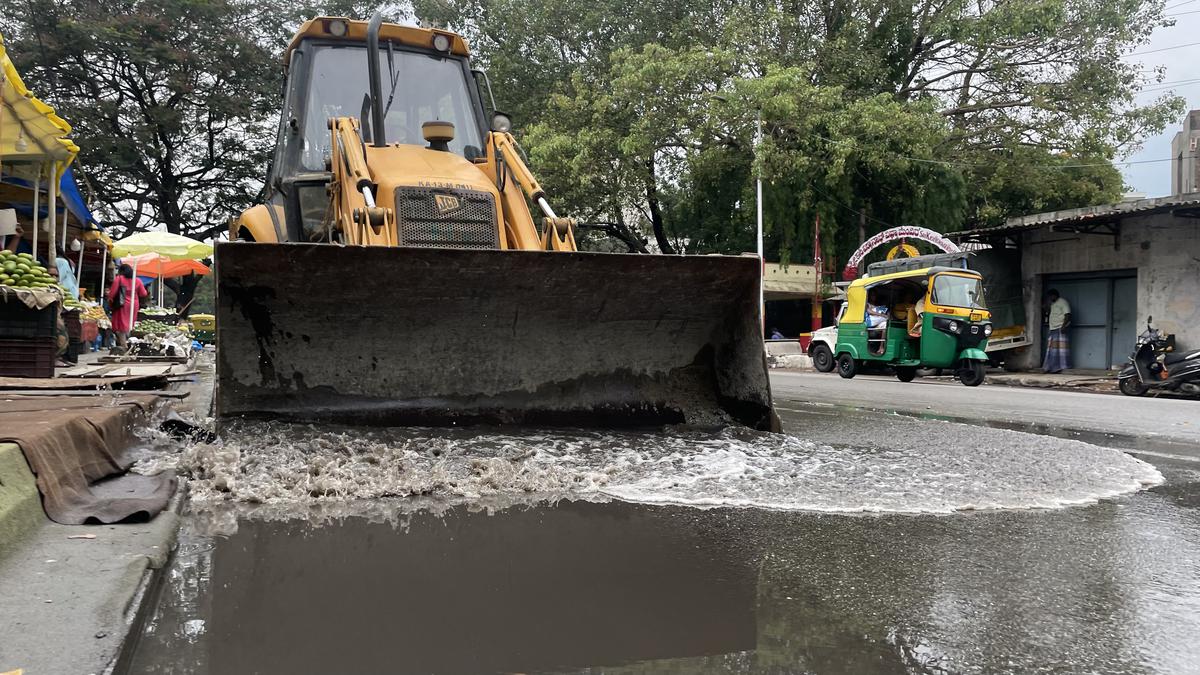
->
[
  {"left": 984, "top": 324, "right": 993, "bottom": 336},
  {"left": 947, "top": 320, "right": 961, "bottom": 334}
]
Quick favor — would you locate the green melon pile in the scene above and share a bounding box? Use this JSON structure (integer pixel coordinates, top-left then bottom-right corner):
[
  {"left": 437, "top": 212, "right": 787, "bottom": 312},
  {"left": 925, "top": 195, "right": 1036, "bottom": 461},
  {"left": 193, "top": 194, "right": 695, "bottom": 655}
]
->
[
  {"left": 136, "top": 319, "right": 177, "bottom": 335},
  {"left": 0, "top": 250, "right": 55, "bottom": 289}
]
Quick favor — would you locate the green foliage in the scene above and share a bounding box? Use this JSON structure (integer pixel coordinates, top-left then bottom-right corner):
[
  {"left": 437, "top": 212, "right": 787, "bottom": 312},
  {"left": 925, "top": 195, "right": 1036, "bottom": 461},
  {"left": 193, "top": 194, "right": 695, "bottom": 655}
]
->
[
  {"left": 0, "top": 0, "right": 305, "bottom": 238},
  {"left": 968, "top": 149, "right": 1125, "bottom": 226},
  {"left": 2, "top": 0, "right": 1180, "bottom": 264},
  {"left": 420, "top": 0, "right": 1184, "bottom": 264}
]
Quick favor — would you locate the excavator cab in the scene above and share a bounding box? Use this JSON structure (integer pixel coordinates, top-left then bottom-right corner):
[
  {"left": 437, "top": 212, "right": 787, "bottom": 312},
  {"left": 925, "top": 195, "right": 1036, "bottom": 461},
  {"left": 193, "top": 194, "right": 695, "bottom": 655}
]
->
[
  {"left": 215, "top": 14, "right": 778, "bottom": 430},
  {"left": 238, "top": 18, "right": 493, "bottom": 244}
]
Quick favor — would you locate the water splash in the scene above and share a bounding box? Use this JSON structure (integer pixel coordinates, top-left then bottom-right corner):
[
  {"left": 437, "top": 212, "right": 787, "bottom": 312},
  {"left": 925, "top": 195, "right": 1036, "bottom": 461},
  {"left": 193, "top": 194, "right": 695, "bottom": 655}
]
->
[{"left": 135, "top": 420, "right": 1162, "bottom": 515}]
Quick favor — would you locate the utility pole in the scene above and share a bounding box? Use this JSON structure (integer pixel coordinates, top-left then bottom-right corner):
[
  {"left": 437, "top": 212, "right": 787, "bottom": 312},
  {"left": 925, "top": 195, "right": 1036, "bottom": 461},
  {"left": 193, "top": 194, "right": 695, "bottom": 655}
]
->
[{"left": 755, "top": 110, "right": 764, "bottom": 335}]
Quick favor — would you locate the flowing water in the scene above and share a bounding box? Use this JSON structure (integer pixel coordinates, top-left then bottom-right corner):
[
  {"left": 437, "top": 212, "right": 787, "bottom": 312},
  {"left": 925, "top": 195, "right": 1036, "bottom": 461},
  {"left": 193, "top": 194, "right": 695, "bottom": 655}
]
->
[
  {"left": 137, "top": 419, "right": 1161, "bottom": 515},
  {"left": 118, "top": 373, "right": 1200, "bottom": 674}
]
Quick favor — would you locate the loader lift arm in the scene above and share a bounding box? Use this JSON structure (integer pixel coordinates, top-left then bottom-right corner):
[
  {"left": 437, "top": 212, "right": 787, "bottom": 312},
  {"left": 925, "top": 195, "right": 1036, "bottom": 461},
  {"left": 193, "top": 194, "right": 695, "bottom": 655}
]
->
[{"left": 492, "top": 131, "right": 577, "bottom": 251}]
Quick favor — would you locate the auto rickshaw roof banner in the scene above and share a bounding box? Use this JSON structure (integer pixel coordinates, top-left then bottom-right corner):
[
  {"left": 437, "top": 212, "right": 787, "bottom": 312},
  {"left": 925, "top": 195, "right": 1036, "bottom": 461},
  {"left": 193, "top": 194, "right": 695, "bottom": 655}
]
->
[{"left": 0, "top": 33, "right": 78, "bottom": 171}]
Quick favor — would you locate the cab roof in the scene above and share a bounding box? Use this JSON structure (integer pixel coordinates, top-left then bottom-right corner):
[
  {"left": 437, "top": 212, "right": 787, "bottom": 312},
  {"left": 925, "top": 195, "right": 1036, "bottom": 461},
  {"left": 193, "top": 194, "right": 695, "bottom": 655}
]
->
[
  {"left": 284, "top": 16, "right": 471, "bottom": 66},
  {"left": 852, "top": 265, "right": 981, "bottom": 287}
]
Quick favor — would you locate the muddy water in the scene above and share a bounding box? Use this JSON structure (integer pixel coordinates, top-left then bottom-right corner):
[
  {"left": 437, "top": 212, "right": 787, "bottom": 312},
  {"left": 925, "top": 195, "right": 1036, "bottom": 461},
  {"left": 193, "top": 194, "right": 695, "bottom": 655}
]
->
[
  {"left": 139, "top": 420, "right": 1160, "bottom": 514},
  {"left": 125, "top": 484, "right": 1200, "bottom": 675},
  {"left": 120, "top": 378, "right": 1198, "bottom": 674}
]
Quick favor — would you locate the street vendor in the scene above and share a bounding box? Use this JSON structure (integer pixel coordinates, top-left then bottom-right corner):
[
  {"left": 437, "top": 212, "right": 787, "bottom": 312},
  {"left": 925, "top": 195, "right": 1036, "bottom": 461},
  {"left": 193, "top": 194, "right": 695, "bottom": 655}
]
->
[
  {"left": 106, "top": 263, "right": 149, "bottom": 351},
  {"left": 55, "top": 245, "right": 79, "bottom": 300}
]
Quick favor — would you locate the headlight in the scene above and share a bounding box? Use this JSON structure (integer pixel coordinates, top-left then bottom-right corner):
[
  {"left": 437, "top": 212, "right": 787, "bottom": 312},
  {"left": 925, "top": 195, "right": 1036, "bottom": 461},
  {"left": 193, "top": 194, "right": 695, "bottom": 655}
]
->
[
  {"left": 948, "top": 320, "right": 961, "bottom": 333},
  {"left": 327, "top": 19, "right": 348, "bottom": 37},
  {"left": 432, "top": 33, "right": 451, "bottom": 52},
  {"left": 983, "top": 324, "right": 993, "bottom": 336}
]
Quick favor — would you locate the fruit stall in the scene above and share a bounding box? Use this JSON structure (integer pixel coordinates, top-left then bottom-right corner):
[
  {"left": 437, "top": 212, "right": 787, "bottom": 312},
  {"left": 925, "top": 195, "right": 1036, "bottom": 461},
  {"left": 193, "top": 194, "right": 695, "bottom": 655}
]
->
[{"left": 0, "top": 251, "right": 62, "bottom": 376}]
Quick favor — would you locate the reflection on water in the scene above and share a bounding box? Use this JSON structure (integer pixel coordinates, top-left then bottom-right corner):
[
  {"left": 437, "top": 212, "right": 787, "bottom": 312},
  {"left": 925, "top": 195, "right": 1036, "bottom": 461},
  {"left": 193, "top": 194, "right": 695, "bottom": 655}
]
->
[{"left": 126, "top": 485, "right": 1200, "bottom": 675}]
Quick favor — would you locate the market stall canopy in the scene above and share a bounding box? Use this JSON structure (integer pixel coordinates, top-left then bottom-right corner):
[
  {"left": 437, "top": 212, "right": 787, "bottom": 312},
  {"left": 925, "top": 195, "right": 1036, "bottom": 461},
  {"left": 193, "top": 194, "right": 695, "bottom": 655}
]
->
[
  {"left": 123, "top": 252, "right": 209, "bottom": 278},
  {"left": 0, "top": 34, "right": 78, "bottom": 172},
  {"left": 0, "top": 167, "right": 111, "bottom": 247},
  {"left": 112, "top": 231, "right": 213, "bottom": 260}
]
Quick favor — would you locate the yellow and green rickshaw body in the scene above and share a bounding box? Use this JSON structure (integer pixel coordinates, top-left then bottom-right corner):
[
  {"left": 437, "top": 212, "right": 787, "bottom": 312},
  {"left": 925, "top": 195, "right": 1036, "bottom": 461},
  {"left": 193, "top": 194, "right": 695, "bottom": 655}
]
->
[{"left": 835, "top": 266, "right": 992, "bottom": 374}]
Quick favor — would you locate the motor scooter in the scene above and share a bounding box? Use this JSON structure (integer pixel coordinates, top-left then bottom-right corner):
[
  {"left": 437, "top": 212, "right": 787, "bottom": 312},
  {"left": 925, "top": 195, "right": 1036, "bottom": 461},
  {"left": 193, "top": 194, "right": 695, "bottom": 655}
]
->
[{"left": 1117, "top": 316, "right": 1200, "bottom": 396}]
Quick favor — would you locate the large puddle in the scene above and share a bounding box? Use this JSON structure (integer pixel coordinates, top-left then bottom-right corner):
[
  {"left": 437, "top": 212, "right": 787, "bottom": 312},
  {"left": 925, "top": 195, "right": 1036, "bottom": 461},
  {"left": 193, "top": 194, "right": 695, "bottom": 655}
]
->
[
  {"left": 124, "top": 494, "right": 1200, "bottom": 674},
  {"left": 136, "top": 420, "right": 1162, "bottom": 514},
  {"left": 119, "top": 391, "right": 1194, "bottom": 673}
]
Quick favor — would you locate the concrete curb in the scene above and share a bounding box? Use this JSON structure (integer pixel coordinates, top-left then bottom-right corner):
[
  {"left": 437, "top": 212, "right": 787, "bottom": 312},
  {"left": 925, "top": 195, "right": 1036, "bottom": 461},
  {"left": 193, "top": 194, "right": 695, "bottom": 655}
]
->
[
  {"left": 768, "top": 354, "right": 814, "bottom": 370},
  {"left": 0, "top": 442, "right": 42, "bottom": 555}
]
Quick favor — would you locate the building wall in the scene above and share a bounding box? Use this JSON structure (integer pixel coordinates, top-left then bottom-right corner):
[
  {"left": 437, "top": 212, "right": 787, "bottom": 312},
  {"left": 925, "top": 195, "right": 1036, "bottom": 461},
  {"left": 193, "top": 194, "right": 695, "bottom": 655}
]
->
[
  {"left": 1170, "top": 110, "right": 1200, "bottom": 195},
  {"left": 1015, "top": 213, "right": 1200, "bottom": 369}
]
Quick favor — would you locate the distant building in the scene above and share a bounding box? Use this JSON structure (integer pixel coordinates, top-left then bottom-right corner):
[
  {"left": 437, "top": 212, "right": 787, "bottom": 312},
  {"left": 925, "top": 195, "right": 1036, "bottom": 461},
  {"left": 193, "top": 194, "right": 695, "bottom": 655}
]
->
[
  {"left": 953, "top": 195, "right": 1200, "bottom": 370},
  {"left": 1170, "top": 110, "right": 1200, "bottom": 195}
]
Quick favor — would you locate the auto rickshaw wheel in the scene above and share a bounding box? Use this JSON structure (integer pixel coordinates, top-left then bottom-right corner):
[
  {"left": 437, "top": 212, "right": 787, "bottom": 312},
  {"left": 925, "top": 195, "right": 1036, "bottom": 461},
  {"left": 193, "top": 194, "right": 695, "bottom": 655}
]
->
[
  {"left": 837, "top": 354, "right": 857, "bottom": 379},
  {"left": 959, "top": 361, "right": 985, "bottom": 387},
  {"left": 895, "top": 366, "right": 917, "bottom": 383}
]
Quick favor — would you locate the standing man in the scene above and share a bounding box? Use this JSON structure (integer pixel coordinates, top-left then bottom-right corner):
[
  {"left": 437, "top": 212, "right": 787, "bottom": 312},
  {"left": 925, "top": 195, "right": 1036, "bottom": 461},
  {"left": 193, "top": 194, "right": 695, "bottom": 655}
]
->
[{"left": 1043, "top": 288, "right": 1072, "bottom": 373}]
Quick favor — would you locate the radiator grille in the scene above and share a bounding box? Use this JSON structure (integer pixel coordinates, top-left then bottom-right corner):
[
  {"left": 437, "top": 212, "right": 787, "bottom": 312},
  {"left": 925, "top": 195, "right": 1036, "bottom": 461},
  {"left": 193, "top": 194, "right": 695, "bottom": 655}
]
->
[{"left": 394, "top": 187, "right": 499, "bottom": 249}]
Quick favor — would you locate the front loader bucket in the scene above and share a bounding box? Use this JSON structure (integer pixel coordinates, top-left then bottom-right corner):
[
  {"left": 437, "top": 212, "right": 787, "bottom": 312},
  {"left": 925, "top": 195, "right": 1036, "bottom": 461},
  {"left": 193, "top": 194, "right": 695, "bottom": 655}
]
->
[{"left": 214, "top": 243, "right": 777, "bottom": 430}]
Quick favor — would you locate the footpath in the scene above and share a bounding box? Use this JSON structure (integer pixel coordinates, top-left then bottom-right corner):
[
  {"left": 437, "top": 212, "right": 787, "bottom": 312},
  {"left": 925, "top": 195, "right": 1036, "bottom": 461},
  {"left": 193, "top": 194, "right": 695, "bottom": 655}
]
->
[
  {"left": 0, "top": 350, "right": 192, "bottom": 675},
  {"left": 985, "top": 369, "right": 1119, "bottom": 394}
]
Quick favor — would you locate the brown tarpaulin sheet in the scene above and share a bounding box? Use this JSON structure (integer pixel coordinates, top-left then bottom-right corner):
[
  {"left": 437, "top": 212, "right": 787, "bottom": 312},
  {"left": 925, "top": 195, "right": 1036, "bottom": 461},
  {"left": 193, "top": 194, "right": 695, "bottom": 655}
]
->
[{"left": 0, "top": 395, "right": 176, "bottom": 524}]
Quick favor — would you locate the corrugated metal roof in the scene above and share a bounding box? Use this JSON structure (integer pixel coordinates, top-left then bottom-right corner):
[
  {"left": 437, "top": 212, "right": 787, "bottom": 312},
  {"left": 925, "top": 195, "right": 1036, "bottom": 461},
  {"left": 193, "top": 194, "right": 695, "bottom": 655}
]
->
[{"left": 952, "top": 193, "right": 1200, "bottom": 240}]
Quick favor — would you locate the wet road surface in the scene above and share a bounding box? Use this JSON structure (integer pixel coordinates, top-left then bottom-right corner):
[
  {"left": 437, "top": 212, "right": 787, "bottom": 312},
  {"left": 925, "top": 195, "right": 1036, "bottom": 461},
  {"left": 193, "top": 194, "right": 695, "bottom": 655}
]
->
[
  {"left": 771, "top": 371, "right": 1200, "bottom": 454},
  {"left": 120, "top": 370, "right": 1200, "bottom": 674}
]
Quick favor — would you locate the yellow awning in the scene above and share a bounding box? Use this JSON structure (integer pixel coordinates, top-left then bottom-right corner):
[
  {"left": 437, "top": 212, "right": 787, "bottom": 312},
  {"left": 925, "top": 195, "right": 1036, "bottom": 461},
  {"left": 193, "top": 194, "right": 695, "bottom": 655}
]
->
[{"left": 0, "top": 34, "right": 78, "bottom": 168}]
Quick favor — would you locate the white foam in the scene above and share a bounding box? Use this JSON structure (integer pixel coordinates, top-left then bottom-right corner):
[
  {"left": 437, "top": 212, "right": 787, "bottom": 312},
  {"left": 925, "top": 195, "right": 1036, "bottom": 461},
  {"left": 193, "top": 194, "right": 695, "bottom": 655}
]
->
[{"left": 137, "top": 422, "right": 1162, "bottom": 515}]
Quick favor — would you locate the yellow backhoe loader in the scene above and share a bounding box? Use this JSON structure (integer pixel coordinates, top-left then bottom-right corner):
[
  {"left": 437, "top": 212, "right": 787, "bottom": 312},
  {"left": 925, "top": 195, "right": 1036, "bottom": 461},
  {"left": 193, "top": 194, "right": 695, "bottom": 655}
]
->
[{"left": 215, "top": 13, "right": 777, "bottom": 430}]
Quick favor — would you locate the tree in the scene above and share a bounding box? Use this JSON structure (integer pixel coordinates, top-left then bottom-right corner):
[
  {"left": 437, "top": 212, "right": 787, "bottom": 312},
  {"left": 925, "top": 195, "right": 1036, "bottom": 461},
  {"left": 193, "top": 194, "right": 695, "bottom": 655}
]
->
[
  {"left": 524, "top": 45, "right": 738, "bottom": 253},
  {"left": 2, "top": 0, "right": 297, "bottom": 239},
  {"left": 417, "top": 0, "right": 1184, "bottom": 262}
]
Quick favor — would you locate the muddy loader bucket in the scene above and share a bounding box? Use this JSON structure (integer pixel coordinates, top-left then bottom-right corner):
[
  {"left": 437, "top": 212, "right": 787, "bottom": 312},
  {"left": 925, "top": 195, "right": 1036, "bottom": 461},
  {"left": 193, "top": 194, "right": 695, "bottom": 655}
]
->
[{"left": 214, "top": 243, "right": 777, "bottom": 430}]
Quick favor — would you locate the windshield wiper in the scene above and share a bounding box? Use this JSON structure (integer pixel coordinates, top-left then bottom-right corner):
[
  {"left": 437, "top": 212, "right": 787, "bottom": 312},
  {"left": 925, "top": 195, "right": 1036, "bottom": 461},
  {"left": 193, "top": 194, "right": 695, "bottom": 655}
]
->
[{"left": 382, "top": 41, "right": 401, "bottom": 118}]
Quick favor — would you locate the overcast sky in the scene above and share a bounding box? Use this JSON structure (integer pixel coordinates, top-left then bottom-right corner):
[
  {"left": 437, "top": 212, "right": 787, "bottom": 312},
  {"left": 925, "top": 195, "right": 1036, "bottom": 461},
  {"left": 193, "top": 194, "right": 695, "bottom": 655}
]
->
[{"left": 1122, "top": 4, "right": 1200, "bottom": 196}]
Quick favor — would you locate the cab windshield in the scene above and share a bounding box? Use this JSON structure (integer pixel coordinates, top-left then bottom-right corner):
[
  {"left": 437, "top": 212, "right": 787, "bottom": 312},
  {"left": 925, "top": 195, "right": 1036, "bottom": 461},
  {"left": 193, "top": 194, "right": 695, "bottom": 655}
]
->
[
  {"left": 299, "top": 44, "right": 484, "bottom": 170},
  {"left": 931, "top": 274, "right": 986, "bottom": 309}
]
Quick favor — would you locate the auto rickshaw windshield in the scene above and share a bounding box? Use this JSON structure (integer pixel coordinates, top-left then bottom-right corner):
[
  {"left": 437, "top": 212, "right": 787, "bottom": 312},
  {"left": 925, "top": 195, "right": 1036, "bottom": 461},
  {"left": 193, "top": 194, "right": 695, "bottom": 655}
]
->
[{"left": 931, "top": 274, "right": 986, "bottom": 309}]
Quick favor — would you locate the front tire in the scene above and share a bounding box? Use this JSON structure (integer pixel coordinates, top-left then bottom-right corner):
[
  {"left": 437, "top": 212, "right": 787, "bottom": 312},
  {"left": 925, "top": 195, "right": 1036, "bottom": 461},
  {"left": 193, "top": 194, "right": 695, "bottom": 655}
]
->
[
  {"left": 837, "top": 354, "right": 858, "bottom": 379},
  {"left": 811, "top": 344, "right": 835, "bottom": 372},
  {"left": 959, "top": 360, "right": 985, "bottom": 387},
  {"left": 1119, "top": 375, "right": 1148, "bottom": 396},
  {"left": 896, "top": 366, "right": 917, "bottom": 383}
]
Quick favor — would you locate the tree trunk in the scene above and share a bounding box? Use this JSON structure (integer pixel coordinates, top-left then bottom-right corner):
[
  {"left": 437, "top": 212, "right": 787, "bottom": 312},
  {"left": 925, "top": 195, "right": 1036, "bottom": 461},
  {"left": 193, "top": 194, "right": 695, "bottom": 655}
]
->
[
  {"left": 858, "top": 210, "right": 866, "bottom": 245},
  {"left": 644, "top": 161, "right": 676, "bottom": 254},
  {"left": 611, "top": 207, "right": 648, "bottom": 253},
  {"left": 164, "top": 273, "right": 202, "bottom": 317}
]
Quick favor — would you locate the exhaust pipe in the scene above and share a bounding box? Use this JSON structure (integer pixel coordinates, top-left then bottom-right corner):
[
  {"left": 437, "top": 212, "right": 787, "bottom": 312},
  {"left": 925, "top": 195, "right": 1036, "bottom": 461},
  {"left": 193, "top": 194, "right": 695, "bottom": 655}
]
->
[{"left": 366, "top": 11, "right": 386, "bottom": 147}]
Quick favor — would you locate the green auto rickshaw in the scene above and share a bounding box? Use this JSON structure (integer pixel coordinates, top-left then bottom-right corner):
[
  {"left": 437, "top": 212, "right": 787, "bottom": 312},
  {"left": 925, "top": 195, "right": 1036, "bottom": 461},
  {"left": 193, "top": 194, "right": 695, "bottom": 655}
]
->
[{"left": 834, "top": 265, "right": 992, "bottom": 386}]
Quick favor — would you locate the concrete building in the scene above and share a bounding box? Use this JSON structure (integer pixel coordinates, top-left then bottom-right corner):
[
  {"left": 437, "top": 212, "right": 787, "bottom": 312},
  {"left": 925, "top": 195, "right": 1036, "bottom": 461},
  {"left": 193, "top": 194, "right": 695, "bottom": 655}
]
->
[
  {"left": 953, "top": 195, "right": 1200, "bottom": 370},
  {"left": 1171, "top": 110, "right": 1200, "bottom": 195}
]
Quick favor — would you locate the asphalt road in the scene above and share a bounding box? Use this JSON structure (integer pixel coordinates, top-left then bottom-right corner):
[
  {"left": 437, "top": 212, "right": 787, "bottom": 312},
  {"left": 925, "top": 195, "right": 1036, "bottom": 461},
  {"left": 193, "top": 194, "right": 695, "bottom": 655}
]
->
[{"left": 770, "top": 371, "right": 1200, "bottom": 456}]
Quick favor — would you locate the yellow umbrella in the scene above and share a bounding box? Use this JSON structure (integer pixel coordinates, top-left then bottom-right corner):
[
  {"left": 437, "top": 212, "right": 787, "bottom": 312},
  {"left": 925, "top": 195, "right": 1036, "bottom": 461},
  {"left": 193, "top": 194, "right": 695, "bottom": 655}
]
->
[
  {"left": 112, "top": 231, "right": 213, "bottom": 326},
  {"left": 112, "top": 231, "right": 213, "bottom": 260}
]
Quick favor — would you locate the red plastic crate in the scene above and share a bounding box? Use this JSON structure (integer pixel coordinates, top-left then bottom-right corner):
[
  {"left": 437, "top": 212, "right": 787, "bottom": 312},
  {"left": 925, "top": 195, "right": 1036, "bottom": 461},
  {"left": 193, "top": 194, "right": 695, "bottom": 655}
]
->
[{"left": 0, "top": 337, "right": 56, "bottom": 378}]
